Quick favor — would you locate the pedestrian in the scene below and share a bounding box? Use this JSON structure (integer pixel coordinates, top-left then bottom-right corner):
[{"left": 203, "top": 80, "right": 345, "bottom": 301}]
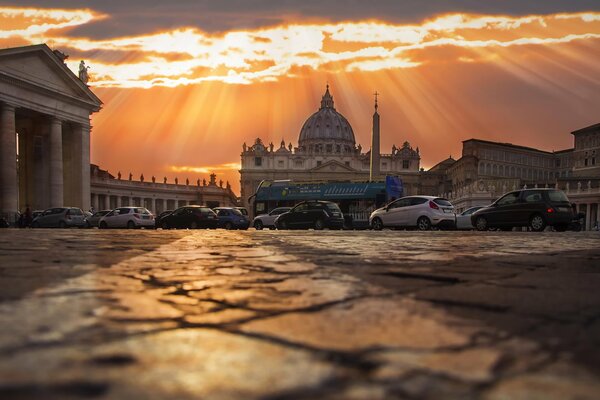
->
[{"left": 24, "top": 205, "right": 32, "bottom": 227}]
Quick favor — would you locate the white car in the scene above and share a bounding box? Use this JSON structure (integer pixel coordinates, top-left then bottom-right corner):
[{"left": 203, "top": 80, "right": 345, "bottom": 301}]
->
[
  {"left": 98, "top": 207, "right": 155, "bottom": 229},
  {"left": 455, "top": 206, "right": 485, "bottom": 230},
  {"left": 369, "top": 196, "right": 456, "bottom": 231},
  {"left": 252, "top": 207, "right": 291, "bottom": 230}
]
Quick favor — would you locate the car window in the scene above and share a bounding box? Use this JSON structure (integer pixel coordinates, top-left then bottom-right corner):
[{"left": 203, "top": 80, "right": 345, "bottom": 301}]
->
[
  {"left": 496, "top": 192, "right": 520, "bottom": 206},
  {"left": 117, "top": 208, "right": 131, "bottom": 214},
  {"left": 433, "top": 198, "right": 453, "bottom": 207},
  {"left": 69, "top": 208, "right": 83, "bottom": 215},
  {"left": 135, "top": 208, "right": 150, "bottom": 214},
  {"left": 172, "top": 208, "right": 187, "bottom": 216},
  {"left": 410, "top": 197, "right": 429, "bottom": 206},
  {"left": 292, "top": 203, "right": 308, "bottom": 212},
  {"left": 389, "top": 198, "right": 410, "bottom": 209},
  {"left": 523, "top": 191, "right": 543, "bottom": 203},
  {"left": 237, "top": 208, "right": 248, "bottom": 216},
  {"left": 308, "top": 203, "right": 324, "bottom": 210},
  {"left": 230, "top": 209, "right": 243, "bottom": 216},
  {"left": 325, "top": 203, "right": 341, "bottom": 211},
  {"left": 217, "top": 210, "right": 229, "bottom": 216},
  {"left": 548, "top": 190, "right": 569, "bottom": 203},
  {"left": 461, "top": 207, "right": 480, "bottom": 216}
]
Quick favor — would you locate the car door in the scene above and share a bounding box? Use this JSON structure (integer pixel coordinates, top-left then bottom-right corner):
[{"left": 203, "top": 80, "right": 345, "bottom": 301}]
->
[
  {"left": 384, "top": 198, "right": 410, "bottom": 226},
  {"left": 38, "top": 209, "right": 53, "bottom": 227},
  {"left": 288, "top": 203, "right": 308, "bottom": 228},
  {"left": 104, "top": 209, "right": 120, "bottom": 227},
  {"left": 489, "top": 191, "right": 521, "bottom": 225},
  {"left": 520, "top": 191, "right": 544, "bottom": 225},
  {"left": 406, "top": 197, "right": 429, "bottom": 227},
  {"left": 171, "top": 208, "right": 188, "bottom": 228}
]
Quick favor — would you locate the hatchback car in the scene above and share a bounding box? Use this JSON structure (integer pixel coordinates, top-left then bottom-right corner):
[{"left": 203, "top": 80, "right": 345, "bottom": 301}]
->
[
  {"left": 31, "top": 207, "right": 86, "bottom": 228},
  {"left": 274, "top": 201, "right": 344, "bottom": 230},
  {"left": 370, "top": 196, "right": 455, "bottom": 231},
  {"left": 157, "top": 206, "right": 218, "bottom": 229},
  {"left": 471, "top": 189, "right": 574, "bottom": 232},
  {"left": 252, "top": 207, "right": 292, "bottom": 230},
  {"left": 84, "top": 210, "right": 111, "bottom": 228},
  {"left": 214, "top": 207, "right": 250, "bottom": 230},
  {"left": 98, "top": 207, "right": 154, "bottom": 229},
  {"left": 455, "top": 206, "right": 485, "bottom": 230}
]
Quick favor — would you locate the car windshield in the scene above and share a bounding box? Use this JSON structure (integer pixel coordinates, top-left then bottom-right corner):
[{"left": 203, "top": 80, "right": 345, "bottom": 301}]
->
[
  {"left": 548, "top": 190, "right": 569, "bottom": 203},
  {"left": 433, "top": 198, "right": 453, "bottom": 207}
]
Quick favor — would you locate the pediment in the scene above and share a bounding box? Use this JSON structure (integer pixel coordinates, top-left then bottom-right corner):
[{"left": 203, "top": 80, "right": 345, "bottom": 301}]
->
[
  {"left": 309, "top": 159, "right": 356, "bottom": 172},
  {"left": 0, "top": 44, "right": 101, "bottom": 110}
]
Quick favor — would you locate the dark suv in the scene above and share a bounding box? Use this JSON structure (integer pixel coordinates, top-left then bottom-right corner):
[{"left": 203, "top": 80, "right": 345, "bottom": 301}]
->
[
  {"left": 274, "top": 201, "right": 344, "bottom": 230},
  {"left": 471, "top": 189, "right": 574, "bottom": 232}
]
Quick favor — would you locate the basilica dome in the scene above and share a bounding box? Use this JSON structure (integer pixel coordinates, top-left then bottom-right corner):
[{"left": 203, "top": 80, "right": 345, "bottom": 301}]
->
[{"left": 298, "top": 86, "right": 356, "bottom": 151}]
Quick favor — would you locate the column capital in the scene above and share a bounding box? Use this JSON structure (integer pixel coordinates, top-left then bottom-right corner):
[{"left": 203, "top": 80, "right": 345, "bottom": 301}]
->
[{"left": 1, "top": 102, "right": 16, "bottom": 112}]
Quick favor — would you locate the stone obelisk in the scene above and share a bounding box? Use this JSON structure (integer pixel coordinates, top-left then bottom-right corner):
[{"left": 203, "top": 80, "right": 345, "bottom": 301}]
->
[{"left": 370, "top": 92, "right": 380, "bottom": 181}]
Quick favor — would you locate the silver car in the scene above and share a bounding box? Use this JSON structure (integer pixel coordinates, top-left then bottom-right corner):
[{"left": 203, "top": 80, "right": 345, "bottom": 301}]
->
[
  {"left": 370, "top": 196, "right": 456, "bottom": 231},
  {"left": 31, "top": 207, "right": 86, "bottom": 228},
  {"left": 455, "top": 206, "right": 485, "bottom": 230},
  {"left": 253, "top": 207, "right": 291, "bottom": 230},
  {"left": 98, "top": 207, "right": 155, "bottom": 229},
  {"left": 84, "top": 210, "right": 111, "bottom": 228}
]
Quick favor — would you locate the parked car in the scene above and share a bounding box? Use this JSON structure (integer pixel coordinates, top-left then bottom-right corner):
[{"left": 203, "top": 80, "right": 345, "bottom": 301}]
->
[
  {"left": 157, "top": 206, "right": 218, "bottom": 229},
  {"left": 157, "top": 210, "right": 174, "bottom": 220},
  {"left": 31, "top": 207, "right": 87, "bottom": 228},
  {"left": 455, "top": 206, "right": 485, "bottom": 230},
  {"left": 252, "top": 207, "right": 292, "bottom": 230},
  {"left": 0, "top": 217, "right": 9, "bottom": 228},
  {"left": 370, "top": 196, "right": 456, "bottom": 231},
  {"left": 85, "top": 210, "right": 111, "bottom": 228},
  {"left": 274, "top": 201, "right": 344, "bottom": 230},
  {"left": 214, "top": 207, "right": 250, "bottom": 230},
  {"left": 98, "top": 207, "right": 154, "bottom": 229},
  {"left": 471, "top": 189, "right": 574, "bottom": 232}
]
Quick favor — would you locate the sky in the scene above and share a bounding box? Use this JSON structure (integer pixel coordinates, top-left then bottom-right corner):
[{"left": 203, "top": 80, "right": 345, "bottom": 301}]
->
[{"left": 1, "top": 1, "right": 600, "bottom": 193}]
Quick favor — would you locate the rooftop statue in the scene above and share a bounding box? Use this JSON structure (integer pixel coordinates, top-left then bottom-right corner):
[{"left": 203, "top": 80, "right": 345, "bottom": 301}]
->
[{"left": 78, "top": 60, "right": 90, "bottom": 84}]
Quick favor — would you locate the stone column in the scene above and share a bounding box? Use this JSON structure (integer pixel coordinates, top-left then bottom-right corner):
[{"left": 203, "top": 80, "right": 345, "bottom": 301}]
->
[
  {"left": 151, "top": 198, "right": 156, "bottom": 214},
  {"left": 72, "top": 123, "right": 91, "bottom": 211},
  {"left": 116, "top": 196, "right": 122, "bottom": 208},
  {"left": 91, "top": 193, "right": 98, "bottom": 210},
  {"left": 103, "top": 195, "right": 110, "bottom": 210},
  {"left": 586, "top": 203, "right": 592, "bottom": 231},
  {"left": 49, "top": 117, "right": 64, "bottom": 207},
  {"left": 0, "top": 103, "right": 17, "bottom": 222}
]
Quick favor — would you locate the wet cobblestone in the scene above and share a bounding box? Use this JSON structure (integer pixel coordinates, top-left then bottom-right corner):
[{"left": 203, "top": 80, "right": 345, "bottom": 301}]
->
[{"left": 0, "top": 230, "right": 599, "bottom": 399}]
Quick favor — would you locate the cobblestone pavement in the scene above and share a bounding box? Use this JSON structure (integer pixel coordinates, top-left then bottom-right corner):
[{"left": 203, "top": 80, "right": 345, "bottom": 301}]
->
[{"left": 0, "top": 230, "right": 599, "bottom": 399}]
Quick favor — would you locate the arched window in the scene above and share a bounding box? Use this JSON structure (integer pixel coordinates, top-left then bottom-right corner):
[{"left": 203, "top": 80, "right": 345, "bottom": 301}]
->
[{"left": 485, "top": 164, "right": 491, "bottom": 175}]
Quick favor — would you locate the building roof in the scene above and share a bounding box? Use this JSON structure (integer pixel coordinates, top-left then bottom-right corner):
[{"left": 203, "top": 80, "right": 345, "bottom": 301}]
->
[
  {"left": 571, "top": 122, "right": 600, "bottom": 135},
  {"left": 298, "top": 85, "right": 355, "bottom": 146},
  {"left": 462, "top": 138, "right": 555, "bottom": 155}
]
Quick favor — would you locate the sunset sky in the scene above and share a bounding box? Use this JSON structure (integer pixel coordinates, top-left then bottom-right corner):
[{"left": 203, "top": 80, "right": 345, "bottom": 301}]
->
[{"left": 1, "top": 0, "right": 599, "bottom": 193}]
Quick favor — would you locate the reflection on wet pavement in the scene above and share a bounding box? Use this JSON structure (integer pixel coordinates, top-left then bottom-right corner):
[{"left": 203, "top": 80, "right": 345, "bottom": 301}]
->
[{"left": 0, "top": 229, "right": 599, "bottom": 399}]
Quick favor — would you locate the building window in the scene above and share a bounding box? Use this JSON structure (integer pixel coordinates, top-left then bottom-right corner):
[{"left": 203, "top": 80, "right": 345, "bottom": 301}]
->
[
  {"left": 277, "top": 160, "right": 284, "bottom": 168},
  {"left": 336, "top": 145, "right": 341, "bottom": 153},
  {"left": 585, "top": 158, "right": 588, "bottom": 166},
  {"left": 345, "top": 161, "right": 350, "bottom": 167},
  {"left": 326, "top": 144, "right": 332, "bottom": 153},
  {"left": 592, "top": 157, "right": 596, "bottom": 166},
  {"left": 295, "top": 160, "right": 303, "bottom": 168},
  {"left": 255, "top": 157, "right": 262, "bottom": 167},
  {"left": 317, "top": 161, "right": 322, "bottom": 167},
  {"left": 382, "top": 162, "right": 387, "bottom": 170},
  {"left": 403, "top": 160, "right": 410, "bottom": 169}
]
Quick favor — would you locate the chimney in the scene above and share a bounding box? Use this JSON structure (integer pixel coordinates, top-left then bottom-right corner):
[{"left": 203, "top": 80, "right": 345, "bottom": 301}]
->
[{"left": 370, "top": 92, "right": 380, "bottom": 181}]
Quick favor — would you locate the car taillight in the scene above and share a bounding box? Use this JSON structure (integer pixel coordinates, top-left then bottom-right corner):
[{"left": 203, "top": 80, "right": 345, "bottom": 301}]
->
[
  {"left": 546, "top": 208, "right": 555, "bottom": 213},
  {"left": 134, "top": 213, "right": 140, "bottom": 219},
  {"left": 429, "top": 201, "right": 439, "bottom": 210}
]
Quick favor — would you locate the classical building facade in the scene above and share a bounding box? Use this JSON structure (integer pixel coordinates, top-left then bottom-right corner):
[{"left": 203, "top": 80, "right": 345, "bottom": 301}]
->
[
  {"left": 240, "top": 86, "right": 422, "bottom": 213},
  {"left": 0, "top": 44, "right": 101, "bottom": 222},
  {"left": 443, "top": 123, "right": 600, "bottom": 230},
  {"left": 90, "top": 165, "right": 238, "bottom": 214}
]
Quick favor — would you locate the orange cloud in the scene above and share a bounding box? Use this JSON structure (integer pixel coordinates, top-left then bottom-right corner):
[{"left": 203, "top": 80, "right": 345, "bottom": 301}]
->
[{"left": 1, "top": 7, "right": 599, "bottom": 88}]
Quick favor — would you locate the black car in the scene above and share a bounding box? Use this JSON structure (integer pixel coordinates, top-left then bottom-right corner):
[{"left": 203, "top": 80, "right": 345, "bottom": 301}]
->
[
  {"left": 274, "top": 201, "right": 345, "bottom": 230},
  {"left": 471, "top": 189, "right": 574, "bottom": 232},
  {"left": 157, "top": 206, "right": 218, "bottom": 229}
]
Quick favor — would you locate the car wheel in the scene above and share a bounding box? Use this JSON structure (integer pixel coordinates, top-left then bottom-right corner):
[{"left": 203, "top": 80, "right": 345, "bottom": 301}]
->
[
  {"left": 371, "top": 217, "right": 383, "bottom": 231},
  {"left": 314, "top": 219, "right": 325, "bottom": 230},
  {"left": 417, "top": 216, "right": 431, "bottom": 231},
  {"left": 127, "top": 220, "right": 135, "bottom": 229},
  {"left": 254, "top": 220, "right": 264, "bottom": 230},
  {"left": 99, "top": 221, "right": 107, "bottom": 229},
  {"left": 225, "top": 222, "right": 233, "bottom": 230},
  {"left": 529, "top": 214, "right": 546, "bottom": 232},
  {"left": 475, "top": 216, "right": 488, "bottom": 231},
  {"left": 554, "top": 223, "right": 568, "bottom": 232},
  {"left": 58, "top": 221, "right": 67, "bottom": 229},
  {"left": 31, "top": 221, "right": 40, "bottom": 228},
  {"left": 190, "top": 221, "right": 198, "bottom": 229}
]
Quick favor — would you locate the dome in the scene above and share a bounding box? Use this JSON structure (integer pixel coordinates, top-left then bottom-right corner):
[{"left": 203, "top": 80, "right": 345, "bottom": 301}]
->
[{"left": 298, "top": 86, "right": 356, "bottom": 149}]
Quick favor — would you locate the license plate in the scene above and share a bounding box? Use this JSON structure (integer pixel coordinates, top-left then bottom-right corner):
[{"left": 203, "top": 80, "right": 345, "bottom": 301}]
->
[
  {"left": 142, "top": 215, "right": 149, "bottom": 219},
  {"left": 443, "top": 209, "right": 453, "bottom": 213}
]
